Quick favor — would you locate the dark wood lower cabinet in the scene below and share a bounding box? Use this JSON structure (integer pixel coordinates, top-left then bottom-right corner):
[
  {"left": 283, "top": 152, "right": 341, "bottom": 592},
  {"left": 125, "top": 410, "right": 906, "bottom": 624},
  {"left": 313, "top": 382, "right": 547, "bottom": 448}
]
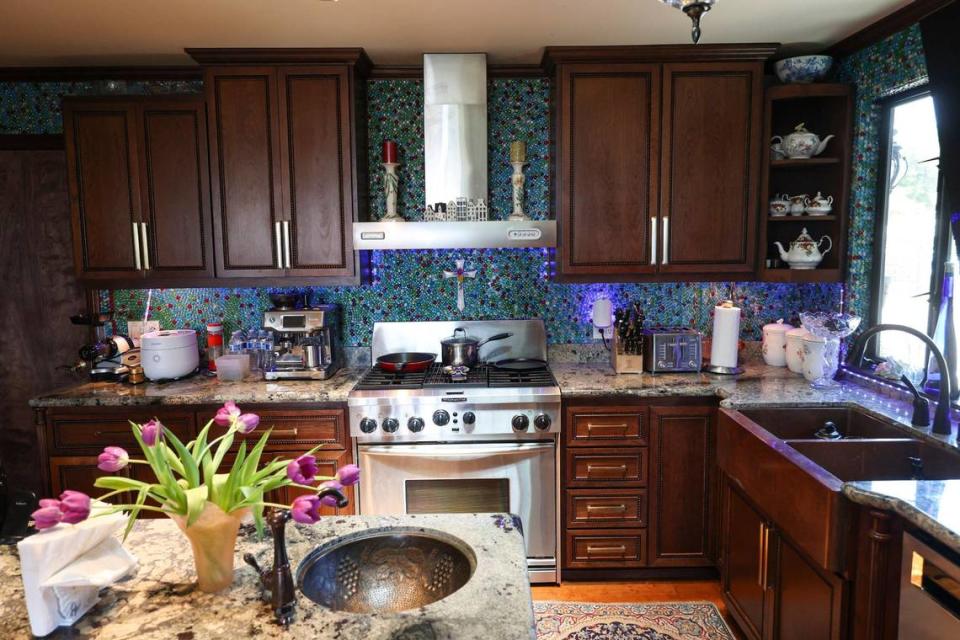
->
[
  {"left": 723, "top": 483, "right": 767, "bottom": 640},
  {"left": 40, "top": 404, "right": 354, "bottom": 516},
  {"left": 773, "top": 534, "right": 846, "bottom": 640}
]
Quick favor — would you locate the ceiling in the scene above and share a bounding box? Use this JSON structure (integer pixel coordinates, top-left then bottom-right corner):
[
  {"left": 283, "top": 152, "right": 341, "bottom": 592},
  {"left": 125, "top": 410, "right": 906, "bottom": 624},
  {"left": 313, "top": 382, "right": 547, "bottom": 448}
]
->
[{"left": 0, "top": 0, "right": 913, "bottom": 67}]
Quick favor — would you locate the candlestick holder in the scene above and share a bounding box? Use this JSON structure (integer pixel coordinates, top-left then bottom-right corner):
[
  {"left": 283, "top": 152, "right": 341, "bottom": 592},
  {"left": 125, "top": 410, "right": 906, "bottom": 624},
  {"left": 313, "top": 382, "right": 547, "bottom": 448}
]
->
[
  {"left": 508, "top": 161, "right": 529, "bottom": 221},
  {"left": 380, "top": 162, "right": 404, "bottom": 222}
]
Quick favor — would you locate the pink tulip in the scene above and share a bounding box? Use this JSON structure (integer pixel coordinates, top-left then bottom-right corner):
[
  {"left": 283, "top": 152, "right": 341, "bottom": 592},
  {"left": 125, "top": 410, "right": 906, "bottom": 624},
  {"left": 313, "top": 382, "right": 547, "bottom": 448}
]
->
[
  {"left": 290, "top": 495, "right": 322, "bottom": 524},
  {"left": 97, "top": 446, "right": 130, "bottom": 472},
  {"left": 286, "top": 455, "right": 318, "bottom": 485},
  {"left": 336, "top": 464, "right": 360, "bottom": 487},
  {"left": 319, "top": 481, "right": 344, "bottom": 507},
  {"left": 38, "top": 498, "right": 61, "bottom": 510},
  {"left": 59, "top": 490, "right": 91, "bottom": 524},
  {"left": 214, "top": 401, "right": 241, "bottom": 427},
  {"left": 31, "top": 506, "right": 63, "bottom": 530},
  {"left": 141, "top": 419, "right": 162, "bottom": 446},
  {"left": 236, "top": 412, "right": 260, "bottom": 434}
]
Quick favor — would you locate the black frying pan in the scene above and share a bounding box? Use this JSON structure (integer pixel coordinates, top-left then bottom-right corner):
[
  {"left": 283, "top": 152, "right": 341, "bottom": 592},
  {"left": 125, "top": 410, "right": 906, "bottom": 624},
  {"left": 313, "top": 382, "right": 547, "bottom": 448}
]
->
[
  {"left": 490, "top": 358, "right": 548, "bottom": 371},
  {"left": 376, "top": 352, "right": 437, "bottom": 373}
]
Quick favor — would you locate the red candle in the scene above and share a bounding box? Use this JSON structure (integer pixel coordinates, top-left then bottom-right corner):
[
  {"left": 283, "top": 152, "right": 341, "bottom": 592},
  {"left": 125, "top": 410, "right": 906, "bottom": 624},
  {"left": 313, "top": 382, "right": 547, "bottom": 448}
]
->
[{"left": 382, "top": 140, "right": 398, "bottom": 163}]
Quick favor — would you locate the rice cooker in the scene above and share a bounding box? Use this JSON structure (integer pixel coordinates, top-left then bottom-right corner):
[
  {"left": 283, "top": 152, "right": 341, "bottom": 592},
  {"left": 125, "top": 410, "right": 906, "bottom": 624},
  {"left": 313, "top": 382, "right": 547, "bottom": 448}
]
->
[{"left": 140, "top": 330, "right": 199, "bottom": 381}]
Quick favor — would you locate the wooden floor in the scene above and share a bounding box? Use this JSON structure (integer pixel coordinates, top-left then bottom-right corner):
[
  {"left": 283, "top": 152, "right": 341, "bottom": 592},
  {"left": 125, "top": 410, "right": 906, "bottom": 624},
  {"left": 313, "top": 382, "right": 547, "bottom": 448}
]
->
[{"left": 532, "top": 579, "right": 742, "bottom": 637}]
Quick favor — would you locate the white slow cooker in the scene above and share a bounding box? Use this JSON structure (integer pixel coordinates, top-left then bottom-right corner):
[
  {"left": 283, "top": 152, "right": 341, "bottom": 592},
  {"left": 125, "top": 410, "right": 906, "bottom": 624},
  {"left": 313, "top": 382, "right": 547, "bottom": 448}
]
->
[{"left": 140, "top": 330, "right": 199, "bottom": 381}]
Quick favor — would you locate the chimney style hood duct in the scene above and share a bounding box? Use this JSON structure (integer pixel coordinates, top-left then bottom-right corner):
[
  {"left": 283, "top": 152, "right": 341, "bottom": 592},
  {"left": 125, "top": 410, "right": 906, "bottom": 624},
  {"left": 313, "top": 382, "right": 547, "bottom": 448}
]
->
[
  {"left": 424, "top": 53, "right": 488, "bottom": 207},
  {"left": 353, "top": 52, "right": 556, "bottom": 251}
]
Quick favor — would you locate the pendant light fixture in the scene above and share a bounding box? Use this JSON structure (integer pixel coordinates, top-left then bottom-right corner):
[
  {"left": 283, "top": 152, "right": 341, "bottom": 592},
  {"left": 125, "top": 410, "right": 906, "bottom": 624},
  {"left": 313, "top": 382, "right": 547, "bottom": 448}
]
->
[{"left": 660, "top": 0, "right": 717, "bottom": 44}]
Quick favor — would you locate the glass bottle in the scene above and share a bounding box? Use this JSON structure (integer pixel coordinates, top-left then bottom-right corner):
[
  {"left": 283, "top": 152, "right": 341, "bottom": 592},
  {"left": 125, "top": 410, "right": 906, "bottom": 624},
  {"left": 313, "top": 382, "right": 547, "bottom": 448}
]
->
[{"left": 925, "top": 261, "right": 958, "bottom": 400}]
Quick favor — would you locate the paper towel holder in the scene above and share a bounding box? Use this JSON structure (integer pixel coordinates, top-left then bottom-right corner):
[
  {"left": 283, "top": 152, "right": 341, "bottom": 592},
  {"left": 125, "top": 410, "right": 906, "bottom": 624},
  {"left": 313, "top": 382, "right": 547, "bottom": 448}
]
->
[{"left": 705, "top": 300, "right": 744, "bottom": 375}]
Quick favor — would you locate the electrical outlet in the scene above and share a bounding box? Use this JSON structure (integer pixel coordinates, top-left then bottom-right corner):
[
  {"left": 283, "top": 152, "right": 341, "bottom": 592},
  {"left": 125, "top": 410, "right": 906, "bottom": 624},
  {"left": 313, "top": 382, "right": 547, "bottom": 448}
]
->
[{"left": 593, "top": 325, "right": 605, "bottom": 340}]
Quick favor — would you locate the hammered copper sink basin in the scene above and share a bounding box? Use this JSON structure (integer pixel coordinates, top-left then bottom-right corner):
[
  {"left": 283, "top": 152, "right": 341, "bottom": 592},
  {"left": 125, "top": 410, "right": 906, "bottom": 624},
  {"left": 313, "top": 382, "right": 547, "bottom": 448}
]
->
[
  {"left": 788, "top": 439, "right": 960, "bottom": 481},
  {"left": 297, "top": 528, "right": 476, "bottom": 614},
  {"left": 737, "top": 406, "right": 910, "bottom": 440}
]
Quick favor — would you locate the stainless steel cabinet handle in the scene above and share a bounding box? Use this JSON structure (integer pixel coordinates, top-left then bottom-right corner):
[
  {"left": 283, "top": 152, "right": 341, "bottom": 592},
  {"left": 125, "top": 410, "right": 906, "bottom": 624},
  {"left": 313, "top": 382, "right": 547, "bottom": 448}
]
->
[
  {"left": 140, "top": 222, "right": 150, "bottom": 270},
  {"left": 132, "top": 222, "right": 142, "bottom": 270},
  {"left": 586, "top": 422, "right": 629, "bottom": 433},
  {"left": 586, "top": 464, "right": 628, "bottom": 476},
  {"left": 650, "top": 218, "right": 657, "bottom": 265},
  {"left": 757, "top": 523, "right": 765, "bottom": 587},
  {"left": 282, "top": 220, "right": 291, "bottom": 269},
  {"left": 586, "top": 504, "right": 627, "bottom": 513},
  {"left": 762, "top": 523, "right": 771, "bottom": 590},
  {"left": 274, "top": 222, "right": 283, "bottom": 269},
  {"left": 662, "top": 217, "right": 669, "bottom": 265},
  {"left": 586, "top": 545, "right": 627, "bottom": 555}
]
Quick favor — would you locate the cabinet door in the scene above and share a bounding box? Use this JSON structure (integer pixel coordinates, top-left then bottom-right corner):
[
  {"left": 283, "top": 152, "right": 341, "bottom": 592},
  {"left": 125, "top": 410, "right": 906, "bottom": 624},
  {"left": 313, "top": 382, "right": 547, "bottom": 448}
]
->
[
  {"left": 63, "top": 102, "right": 143, "bottom": 279},
  {"left": 557, "top": 63, "right": 660, "bottom": 278},
  {"left": 138, "top": 99, "right": 214, "bottom": 279},
  {"left": 648, "top": 405, "right": 715, "bottom": 566},
  {"left": 722, "top": 483, "right": 766, "bottom": 640},
  {"left": 206, "top": 67, "right": 285, "bottom": 277},
  {"left": 277, "top": 67, "right": 357, "bottom": 279},
  {"left": 772, "top": 534, "right": 846, "bottom": 640},
  {"left": 659, "top": 63, "right": 761, "bottom": 275}
]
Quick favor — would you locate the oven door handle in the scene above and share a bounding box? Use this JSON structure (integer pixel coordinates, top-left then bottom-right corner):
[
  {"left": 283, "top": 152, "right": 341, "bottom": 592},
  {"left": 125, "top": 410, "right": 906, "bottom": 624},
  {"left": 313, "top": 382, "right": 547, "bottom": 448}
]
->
[{"left": 360, "top": 442, "right": 554, "bottom": 459}]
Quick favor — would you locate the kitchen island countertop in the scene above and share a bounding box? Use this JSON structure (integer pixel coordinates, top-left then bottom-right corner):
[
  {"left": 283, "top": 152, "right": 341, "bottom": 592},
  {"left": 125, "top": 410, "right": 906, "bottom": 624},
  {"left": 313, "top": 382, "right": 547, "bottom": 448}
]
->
[{"left": 0, "top": 513, "right": 535, "bottom": 640}]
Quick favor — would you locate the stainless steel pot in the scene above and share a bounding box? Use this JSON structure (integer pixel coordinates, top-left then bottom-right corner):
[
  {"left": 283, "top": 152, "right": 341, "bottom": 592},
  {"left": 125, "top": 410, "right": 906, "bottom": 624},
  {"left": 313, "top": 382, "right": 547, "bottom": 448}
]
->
[{"left": 440, "top": 328, "right": 513, "bottom": 367}]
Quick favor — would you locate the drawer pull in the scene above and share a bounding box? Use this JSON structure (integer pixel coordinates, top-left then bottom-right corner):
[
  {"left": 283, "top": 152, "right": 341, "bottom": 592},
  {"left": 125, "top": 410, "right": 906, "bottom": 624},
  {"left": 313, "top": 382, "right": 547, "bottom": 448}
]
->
[
  {"left": 586, "top": 423, "right": 629, "bottom": 433},
  {"left": 586, "top": 464, "right": 628, "bottom": 476},
  {"left": 586, "top": 545, "right": 627, "bottom": 555},
  {"left": 586, "top": 504, "right": 627, "bottom": 513},
  {"left": 265, "top": 428, "right": 299, "bottom": 438}
]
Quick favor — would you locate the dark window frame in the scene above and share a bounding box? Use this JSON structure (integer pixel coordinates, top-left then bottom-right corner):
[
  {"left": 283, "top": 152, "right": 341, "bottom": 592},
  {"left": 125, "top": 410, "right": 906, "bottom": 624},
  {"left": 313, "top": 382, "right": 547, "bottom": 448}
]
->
[{"left": 867, "top": 86, "right": 945, "bottom": 365}]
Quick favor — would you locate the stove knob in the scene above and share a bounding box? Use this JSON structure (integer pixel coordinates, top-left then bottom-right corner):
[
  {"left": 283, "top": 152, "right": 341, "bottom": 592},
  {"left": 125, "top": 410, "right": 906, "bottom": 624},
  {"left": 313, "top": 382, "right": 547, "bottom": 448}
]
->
[
  {"left": 408, "top": 417, "right": 425, "bottom": 433},
  {"left": 433, "top": 410, "right": 450, "bottom": 426},
  {"left": 382, "top": 418, "right": 400, "bottom": 433},
  {"left": 359, "top": 418, "right": 378, "bottom": 434},
  {"left": 534, "top": 414, "right": 552, "bottom": 431},
  {"left": 462, "top": 411, "right": 476, "bottom": 425},
  {"left": 512, "top": 415, "right": 530, "bottom": 432}
]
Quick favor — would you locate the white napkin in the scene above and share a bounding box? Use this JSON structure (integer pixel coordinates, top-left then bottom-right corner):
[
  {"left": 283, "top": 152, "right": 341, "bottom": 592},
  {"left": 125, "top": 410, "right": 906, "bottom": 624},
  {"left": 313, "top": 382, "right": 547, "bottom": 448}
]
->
[{"left": 17, "top": 506, "right": 138, "bottom": 637}]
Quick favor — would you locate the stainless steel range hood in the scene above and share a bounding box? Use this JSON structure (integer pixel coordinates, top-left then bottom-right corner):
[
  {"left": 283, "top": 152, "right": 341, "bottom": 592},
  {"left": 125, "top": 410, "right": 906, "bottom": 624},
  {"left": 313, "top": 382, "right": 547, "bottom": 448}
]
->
[{"left": 354, "top": 52, "right": 556, "bottom": 250}]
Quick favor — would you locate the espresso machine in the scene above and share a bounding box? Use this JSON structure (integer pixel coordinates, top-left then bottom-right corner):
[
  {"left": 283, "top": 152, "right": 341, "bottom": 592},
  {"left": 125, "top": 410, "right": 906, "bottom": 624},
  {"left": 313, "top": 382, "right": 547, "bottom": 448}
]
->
[{"left": 262, "top": 304, "right": 341, "bottom": 380}]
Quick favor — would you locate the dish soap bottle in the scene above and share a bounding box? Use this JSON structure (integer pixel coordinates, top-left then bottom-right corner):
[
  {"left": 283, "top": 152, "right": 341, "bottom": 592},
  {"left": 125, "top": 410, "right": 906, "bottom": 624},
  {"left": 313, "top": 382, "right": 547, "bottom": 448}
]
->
[{"left": 924, "top": 261, "right": 958, "bottom": 401}]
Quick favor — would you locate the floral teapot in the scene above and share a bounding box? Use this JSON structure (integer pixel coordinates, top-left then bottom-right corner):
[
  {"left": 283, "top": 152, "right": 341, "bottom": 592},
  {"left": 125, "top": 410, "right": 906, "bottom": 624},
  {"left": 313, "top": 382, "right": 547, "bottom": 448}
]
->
[
  {"left": 774, "top": 228, "right": 832, "bottom": 270},
  {"left": 771, "top": 123, "right": 835, "bottom": 159}
]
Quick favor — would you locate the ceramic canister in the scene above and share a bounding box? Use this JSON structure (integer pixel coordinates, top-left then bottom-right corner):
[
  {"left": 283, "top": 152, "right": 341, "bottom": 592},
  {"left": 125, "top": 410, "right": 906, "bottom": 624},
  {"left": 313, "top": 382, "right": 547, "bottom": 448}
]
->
[
  {"left": 762, "top": 319, "right": 794, "bottom": 367},
  {"left": 785, "top": 327, "right": 809, "bottom": 374},
  {"left": 801, "top": 333, "right": 827, "bottom": 382}
]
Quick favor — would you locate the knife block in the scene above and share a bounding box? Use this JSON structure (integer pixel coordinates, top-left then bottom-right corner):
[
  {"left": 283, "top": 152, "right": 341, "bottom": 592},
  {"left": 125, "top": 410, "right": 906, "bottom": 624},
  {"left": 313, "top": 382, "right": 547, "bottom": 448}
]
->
[{"left": 610, "top": 331, "right": 644, "bottom": 374}]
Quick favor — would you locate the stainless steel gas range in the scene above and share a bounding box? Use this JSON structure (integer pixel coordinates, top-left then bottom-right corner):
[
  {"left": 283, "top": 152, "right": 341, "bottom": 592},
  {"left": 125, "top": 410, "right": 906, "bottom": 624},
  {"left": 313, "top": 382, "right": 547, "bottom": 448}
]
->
[{"left": 347, "top": 320, "right": 561, "bottom": 583}]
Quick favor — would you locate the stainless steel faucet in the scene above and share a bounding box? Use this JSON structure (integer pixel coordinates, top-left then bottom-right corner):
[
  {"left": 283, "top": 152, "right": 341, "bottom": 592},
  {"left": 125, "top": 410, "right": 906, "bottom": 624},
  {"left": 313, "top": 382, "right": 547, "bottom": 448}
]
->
[{"left": 846, "top": 324, "right": 953, "bottom": 436}]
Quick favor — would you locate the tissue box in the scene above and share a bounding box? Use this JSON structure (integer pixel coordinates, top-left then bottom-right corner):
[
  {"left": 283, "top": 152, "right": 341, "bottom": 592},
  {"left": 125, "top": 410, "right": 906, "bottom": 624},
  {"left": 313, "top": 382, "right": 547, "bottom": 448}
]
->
[{"left": 18, "top": 508, "right": 137, "bottom": 637}]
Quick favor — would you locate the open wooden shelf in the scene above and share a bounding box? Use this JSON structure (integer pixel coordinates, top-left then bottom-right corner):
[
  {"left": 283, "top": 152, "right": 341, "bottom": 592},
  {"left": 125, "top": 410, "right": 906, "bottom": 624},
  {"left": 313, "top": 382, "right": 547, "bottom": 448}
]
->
[
  {"left": 771, "top": 158, "right": 841, "bottom": 168},
  {"left": 760, "top": 268, "right": 844, "bottom": 283},
  {"left": 769, "top": 215, "right": 837, "bottom": 222}
]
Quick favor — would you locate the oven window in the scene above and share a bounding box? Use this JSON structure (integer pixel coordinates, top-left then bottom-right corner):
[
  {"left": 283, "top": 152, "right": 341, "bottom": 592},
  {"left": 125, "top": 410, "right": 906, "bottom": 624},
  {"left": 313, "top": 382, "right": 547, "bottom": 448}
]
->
[{"left": 405, "top": 479, "right": 510, "bottom": 514}]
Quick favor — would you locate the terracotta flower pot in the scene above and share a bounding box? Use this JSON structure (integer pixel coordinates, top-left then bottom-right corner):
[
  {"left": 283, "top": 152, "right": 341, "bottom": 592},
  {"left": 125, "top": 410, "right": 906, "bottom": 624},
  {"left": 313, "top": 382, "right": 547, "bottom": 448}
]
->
[{"left": 171, "top": 502, "right": 250, "bottom": 593}]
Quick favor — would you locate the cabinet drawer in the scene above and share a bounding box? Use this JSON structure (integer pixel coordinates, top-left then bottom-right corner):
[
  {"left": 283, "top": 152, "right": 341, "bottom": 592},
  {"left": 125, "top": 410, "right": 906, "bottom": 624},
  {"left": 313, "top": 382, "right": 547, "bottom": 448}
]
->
[
  {"left": 565, "top": 529, "right": 647, "bottom": 568},
  {"left": 208, "top": 408, "right": 346, "bottom": 449},
  {"left": 566, "top": 488, "right": 647, "bottom": 528},
  {"left": 47, "top": 409, "right": 195, "bottom": 453},
  {"left": 566, "top": 408, "right": 647, "bottom": 446},
  {"left": 566, "top": 448, "right": 647, "bottom": 486}
]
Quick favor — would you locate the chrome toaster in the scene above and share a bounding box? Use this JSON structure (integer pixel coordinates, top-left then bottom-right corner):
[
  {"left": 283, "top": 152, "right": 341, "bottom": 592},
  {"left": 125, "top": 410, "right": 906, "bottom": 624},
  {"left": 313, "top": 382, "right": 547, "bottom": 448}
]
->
[{"left": 642, "top": 328, "right": 702, "bottom": 373}]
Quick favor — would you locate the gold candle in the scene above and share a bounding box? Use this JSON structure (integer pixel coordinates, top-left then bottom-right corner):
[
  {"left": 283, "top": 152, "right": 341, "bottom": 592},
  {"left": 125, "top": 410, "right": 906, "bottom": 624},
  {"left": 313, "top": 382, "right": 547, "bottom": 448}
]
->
[{"left": 510, "top": 140, "right": 526, "bottom": 163}]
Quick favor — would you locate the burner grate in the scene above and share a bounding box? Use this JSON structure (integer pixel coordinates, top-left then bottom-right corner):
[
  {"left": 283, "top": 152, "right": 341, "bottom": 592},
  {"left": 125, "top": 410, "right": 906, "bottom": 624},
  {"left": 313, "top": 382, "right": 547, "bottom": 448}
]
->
[
  {"left": 423, "top": 364, "right": 489, "bottom": 388},
  {"left": 354, "top": 363, "right": 558, "bottom": 391},
  {"left": 488, "top": 367, "right": 557, "bottom": 388},
  {"left": 354, "top": 368, "right": 427, "bottom": 391}
]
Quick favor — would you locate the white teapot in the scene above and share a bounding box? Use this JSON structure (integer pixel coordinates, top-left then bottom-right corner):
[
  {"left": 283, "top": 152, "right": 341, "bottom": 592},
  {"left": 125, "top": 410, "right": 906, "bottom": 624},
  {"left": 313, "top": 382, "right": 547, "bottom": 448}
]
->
[
  {"left": 772, "top": 123, "right": 835, "bottom": 159},
  {"left": 774, "top": 228, "right": 832, "bottom": 269}
]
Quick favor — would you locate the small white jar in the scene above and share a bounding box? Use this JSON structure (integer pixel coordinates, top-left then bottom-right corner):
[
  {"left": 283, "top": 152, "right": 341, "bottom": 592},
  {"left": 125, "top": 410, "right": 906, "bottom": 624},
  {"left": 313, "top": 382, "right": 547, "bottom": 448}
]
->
[
  {"left": 785, "top": 327, "right": 809, "bottom": 374},
  {"left": 801, "top": 333, "right": 827, "bottom": 382},
  {"left": 762, "top": 319, "right": 794, "bottom": 367}
]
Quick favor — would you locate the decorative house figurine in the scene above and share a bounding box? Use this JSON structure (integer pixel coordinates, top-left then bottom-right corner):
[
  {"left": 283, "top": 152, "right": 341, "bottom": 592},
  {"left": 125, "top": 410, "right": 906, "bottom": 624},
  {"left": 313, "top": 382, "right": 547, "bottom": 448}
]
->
[{"left": 509, "top": 140, "right": 529, "bottom": 221}]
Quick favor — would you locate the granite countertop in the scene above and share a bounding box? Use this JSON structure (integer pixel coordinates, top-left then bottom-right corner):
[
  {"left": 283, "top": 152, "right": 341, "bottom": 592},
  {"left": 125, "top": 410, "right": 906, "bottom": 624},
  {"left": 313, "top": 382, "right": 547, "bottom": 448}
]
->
[
  {"left": 844, "top": 480, "right": 960, "bottom": 552},
  {"left": 0, "top": 513, "right": 535, "bottom": 640},
  {"left": 29, "top": 368, "right": 365, "bottom": 408}
]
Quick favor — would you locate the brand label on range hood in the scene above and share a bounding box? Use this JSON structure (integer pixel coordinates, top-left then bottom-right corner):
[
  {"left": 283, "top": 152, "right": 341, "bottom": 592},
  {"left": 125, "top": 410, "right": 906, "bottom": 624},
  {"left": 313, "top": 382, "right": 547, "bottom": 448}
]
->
[{"left": 352, "top": 220, "right": 556, "bottom": 250}]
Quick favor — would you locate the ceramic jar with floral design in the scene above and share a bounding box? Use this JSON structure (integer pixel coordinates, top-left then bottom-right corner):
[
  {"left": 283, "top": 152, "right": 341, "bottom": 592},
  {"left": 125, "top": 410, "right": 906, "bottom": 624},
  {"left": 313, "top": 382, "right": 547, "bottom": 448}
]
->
[{"left": 762, "top": 319, "right": 794, "bottom": 367}]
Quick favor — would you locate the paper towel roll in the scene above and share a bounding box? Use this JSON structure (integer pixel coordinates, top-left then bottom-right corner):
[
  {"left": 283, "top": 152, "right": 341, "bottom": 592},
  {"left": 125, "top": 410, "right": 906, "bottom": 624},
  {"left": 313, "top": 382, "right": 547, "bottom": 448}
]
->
[{"left": 710, "top": 301, "right": 741, "bottom": 369}]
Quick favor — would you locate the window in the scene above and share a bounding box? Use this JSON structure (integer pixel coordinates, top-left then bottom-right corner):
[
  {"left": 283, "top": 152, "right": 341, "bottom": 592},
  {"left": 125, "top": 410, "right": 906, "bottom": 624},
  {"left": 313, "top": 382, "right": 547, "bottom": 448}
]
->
[{"left": 872, "top": 89, "right": 943, "bottom": 378}]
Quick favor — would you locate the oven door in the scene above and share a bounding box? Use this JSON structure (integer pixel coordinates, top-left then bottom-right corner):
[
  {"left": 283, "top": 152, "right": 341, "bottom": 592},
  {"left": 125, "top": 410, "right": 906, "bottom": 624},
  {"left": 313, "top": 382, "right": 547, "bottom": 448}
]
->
[{"left": 357, "top": 441, "right": 556, "bottom": 575}]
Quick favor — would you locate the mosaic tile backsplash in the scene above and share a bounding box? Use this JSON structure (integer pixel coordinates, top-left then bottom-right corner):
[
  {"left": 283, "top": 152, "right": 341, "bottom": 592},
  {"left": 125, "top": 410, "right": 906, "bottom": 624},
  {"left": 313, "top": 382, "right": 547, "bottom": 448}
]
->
[{"left": 10, "top": 43, "right": 934, "bottom": 346}]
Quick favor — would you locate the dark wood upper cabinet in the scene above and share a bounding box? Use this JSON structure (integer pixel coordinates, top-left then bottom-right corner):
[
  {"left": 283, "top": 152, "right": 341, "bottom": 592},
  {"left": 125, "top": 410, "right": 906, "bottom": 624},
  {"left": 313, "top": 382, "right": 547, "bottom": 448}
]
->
[
  {"left": 63, "top": 96, "right": 213, "bottom": 283},
  {"left": 556, "top": 63, "right": 660, "bottom": 277},
  {"left": 648, "top": 404, "right": 716, "bottom": 567},
  {"left": 64, "top": 103, "right": 142, "bottom": 279},
  {"left": 139, "top": 99, "right": 214, "bottom": 278},
  {"left": 195, "top": 49, "right": 370, "bottom": 284},
  {"left": 659, "top": 63, "right": 761, "bottom": 275},
  {"left": 543, "top": 45, "right": 775, "bottom": 282}
]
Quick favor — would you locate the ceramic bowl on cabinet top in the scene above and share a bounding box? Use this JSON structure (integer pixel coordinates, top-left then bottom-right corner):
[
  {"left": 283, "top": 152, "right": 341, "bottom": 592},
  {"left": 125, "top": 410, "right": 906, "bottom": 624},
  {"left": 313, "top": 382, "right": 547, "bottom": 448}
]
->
[{"left": 774, "top": 55, "right": 834, "bottom": 83}]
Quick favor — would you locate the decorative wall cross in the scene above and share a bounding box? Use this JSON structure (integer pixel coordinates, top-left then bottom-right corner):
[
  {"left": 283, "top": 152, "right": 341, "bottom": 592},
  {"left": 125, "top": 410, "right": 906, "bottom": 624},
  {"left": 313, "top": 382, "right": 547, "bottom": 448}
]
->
[{"left": 442, "top": 259, "right": 477, "bottom": 312}]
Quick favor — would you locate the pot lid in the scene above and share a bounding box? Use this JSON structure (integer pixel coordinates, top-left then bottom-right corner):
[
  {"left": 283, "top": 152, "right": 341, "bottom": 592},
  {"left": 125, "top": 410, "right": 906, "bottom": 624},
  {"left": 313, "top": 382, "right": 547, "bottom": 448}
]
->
[
  {"left": 762, "top": 319, "right": 794, "bottom": 334},
  {"left": 441, "top": 327, "right": 476, "bottom": 345}
]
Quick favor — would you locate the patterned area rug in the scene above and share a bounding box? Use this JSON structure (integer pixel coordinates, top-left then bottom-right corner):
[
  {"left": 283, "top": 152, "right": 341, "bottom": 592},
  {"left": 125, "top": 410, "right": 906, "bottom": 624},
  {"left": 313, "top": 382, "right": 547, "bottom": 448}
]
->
[{"left": 534, "top": 601, "right": 736, "bottom": 640}]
